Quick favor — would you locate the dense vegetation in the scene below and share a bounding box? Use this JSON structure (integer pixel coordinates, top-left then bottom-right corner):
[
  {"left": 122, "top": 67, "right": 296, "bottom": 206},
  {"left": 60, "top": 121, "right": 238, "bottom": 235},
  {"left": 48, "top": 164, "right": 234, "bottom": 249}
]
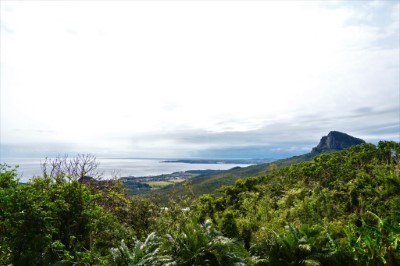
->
[{"left": 1, "top": 141, "right": 399, "bottom": 265}]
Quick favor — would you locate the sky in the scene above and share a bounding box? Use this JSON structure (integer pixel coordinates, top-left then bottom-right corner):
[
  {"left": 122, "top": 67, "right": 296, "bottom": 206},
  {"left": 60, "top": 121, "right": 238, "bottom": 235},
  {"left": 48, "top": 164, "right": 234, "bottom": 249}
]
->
[{"left": 1, "top": 0, "right": 399, "bottom": 159}]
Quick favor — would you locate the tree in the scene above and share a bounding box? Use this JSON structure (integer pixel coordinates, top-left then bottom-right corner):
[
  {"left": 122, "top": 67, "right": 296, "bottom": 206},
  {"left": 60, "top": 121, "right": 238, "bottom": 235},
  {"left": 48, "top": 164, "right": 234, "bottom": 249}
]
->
[
  {"left": 41, "top": 154, "right": 103, "bottom": 180},
  {"left": 220, "top": 210, "right": 240, "bottom": 239},
  {"left": 0, "top": 159, "right": 129, "bottom": 265}
]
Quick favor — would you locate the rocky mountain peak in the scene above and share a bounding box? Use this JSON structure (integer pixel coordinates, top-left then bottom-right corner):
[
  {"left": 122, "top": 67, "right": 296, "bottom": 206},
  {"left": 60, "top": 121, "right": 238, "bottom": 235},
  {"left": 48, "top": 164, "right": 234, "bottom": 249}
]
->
[{"left": 312, "top": 131, "right": 365, "bottom": 153}]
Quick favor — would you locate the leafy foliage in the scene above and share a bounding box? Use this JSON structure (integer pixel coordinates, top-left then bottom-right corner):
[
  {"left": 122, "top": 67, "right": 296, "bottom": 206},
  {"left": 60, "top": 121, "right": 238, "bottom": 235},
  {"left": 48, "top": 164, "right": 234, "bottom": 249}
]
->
[
  {"left": 1, "top": 141, "right": 399, "bottom": 265},
  {"left": 110, "top": 233, "right": 173, "bottom": 266},
  {"left": 192, "top": 142, "right": 400, "bottom": 265},
  {"left": 165, "top": 219, "right": 249, "bottom": 266}
]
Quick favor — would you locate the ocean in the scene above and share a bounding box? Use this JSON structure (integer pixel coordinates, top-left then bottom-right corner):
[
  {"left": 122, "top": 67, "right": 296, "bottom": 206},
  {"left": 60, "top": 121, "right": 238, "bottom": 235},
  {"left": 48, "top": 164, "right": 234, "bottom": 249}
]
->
[{"left": 0, "top": 157, "right": 252, "bottom": 183}]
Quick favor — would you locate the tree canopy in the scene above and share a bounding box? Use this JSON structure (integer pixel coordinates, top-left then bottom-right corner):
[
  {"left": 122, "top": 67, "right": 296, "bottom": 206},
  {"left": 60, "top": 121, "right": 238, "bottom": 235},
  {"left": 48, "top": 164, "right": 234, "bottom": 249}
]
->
[{"left": 1, "top": 141, "right": 399, "bottom": 265}]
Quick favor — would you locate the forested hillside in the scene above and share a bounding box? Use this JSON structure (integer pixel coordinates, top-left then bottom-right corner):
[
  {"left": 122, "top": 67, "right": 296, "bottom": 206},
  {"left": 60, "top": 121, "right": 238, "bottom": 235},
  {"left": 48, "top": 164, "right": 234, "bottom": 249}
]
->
[
  {"left": 1, "top": 141, "right": 399, "bottom": 265},
  {"left": 156, "top": 131, "right": 365, "bottom": 198},
  {"left": 156, "top": 152, "right": 317, "bottom": 198},
  {"left": 194, "top": 141, "right": 400, "bottom": 265}
]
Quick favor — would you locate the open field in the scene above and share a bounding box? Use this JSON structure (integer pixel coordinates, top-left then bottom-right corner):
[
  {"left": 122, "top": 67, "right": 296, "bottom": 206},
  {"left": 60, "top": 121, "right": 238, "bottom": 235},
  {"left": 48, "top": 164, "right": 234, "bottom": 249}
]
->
[{"left": 145, "top": 180, "right": 185, "bottom": 189}]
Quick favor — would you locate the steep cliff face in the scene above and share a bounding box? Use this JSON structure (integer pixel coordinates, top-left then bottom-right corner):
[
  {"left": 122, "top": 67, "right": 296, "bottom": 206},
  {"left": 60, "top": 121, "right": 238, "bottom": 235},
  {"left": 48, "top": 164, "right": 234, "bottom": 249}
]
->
[{"left": 312, "top": 131, "right": 365, "bottom": 153}]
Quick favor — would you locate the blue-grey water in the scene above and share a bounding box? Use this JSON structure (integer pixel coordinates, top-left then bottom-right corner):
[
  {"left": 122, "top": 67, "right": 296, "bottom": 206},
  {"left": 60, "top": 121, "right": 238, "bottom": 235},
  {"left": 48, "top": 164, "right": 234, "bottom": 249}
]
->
[{"left": 0, "top": 157, "right": 251, "bottom": 183}]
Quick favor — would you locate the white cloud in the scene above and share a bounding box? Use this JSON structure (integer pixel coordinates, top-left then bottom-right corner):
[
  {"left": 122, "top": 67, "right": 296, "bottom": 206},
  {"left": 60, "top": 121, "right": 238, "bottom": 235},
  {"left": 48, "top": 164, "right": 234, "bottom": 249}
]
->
[{"left": 1, "top": 1, "right": 398, "bottom": 158}]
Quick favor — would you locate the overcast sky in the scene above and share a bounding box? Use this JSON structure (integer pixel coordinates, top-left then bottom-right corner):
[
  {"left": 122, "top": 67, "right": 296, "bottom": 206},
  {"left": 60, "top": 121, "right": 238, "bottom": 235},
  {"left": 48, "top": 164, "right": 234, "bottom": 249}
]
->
[{"left": 1, "top": 1, "right": 399, "bottom": 159}]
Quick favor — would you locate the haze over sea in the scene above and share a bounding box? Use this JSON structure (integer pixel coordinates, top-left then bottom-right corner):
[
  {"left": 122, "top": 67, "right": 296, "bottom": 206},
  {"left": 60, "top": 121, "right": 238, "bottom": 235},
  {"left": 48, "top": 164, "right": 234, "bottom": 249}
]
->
[{"left": 0, "top": 157, "right": 251, "bottom": 183}]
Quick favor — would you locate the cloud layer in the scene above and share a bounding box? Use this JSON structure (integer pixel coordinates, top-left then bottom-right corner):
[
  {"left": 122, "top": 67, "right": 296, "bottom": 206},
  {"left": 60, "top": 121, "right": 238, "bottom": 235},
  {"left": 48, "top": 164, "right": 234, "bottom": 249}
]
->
[{"left": 1, "top": 1, "right": 399, "bottom": 159}]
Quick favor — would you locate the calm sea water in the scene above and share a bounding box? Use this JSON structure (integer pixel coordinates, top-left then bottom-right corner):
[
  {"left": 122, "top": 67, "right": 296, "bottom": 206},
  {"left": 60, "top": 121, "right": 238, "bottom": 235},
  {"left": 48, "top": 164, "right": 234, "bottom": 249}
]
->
[{"left": 0, "top": 157, "right": 251, "bottom": 183}]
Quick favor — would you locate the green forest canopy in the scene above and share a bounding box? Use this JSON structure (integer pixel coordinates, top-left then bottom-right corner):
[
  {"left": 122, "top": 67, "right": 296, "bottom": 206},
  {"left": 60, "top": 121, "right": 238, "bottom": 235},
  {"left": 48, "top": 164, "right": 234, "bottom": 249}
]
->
[{"left": 1, "top": 141, "right": 399, "bottom": 265}]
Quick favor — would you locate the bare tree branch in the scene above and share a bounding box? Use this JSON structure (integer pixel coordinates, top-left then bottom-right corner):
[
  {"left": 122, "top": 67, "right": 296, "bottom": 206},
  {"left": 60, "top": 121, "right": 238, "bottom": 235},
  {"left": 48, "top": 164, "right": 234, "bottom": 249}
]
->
[{"left": 41, "top": 154, "right": 103, "bottom": 181}]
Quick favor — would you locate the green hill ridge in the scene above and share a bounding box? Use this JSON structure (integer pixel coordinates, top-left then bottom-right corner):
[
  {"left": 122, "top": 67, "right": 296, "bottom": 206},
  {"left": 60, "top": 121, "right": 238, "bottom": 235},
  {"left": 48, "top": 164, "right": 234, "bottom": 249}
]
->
[{"left": 156, "top": 131, "right": 365, "bottom": 198}]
